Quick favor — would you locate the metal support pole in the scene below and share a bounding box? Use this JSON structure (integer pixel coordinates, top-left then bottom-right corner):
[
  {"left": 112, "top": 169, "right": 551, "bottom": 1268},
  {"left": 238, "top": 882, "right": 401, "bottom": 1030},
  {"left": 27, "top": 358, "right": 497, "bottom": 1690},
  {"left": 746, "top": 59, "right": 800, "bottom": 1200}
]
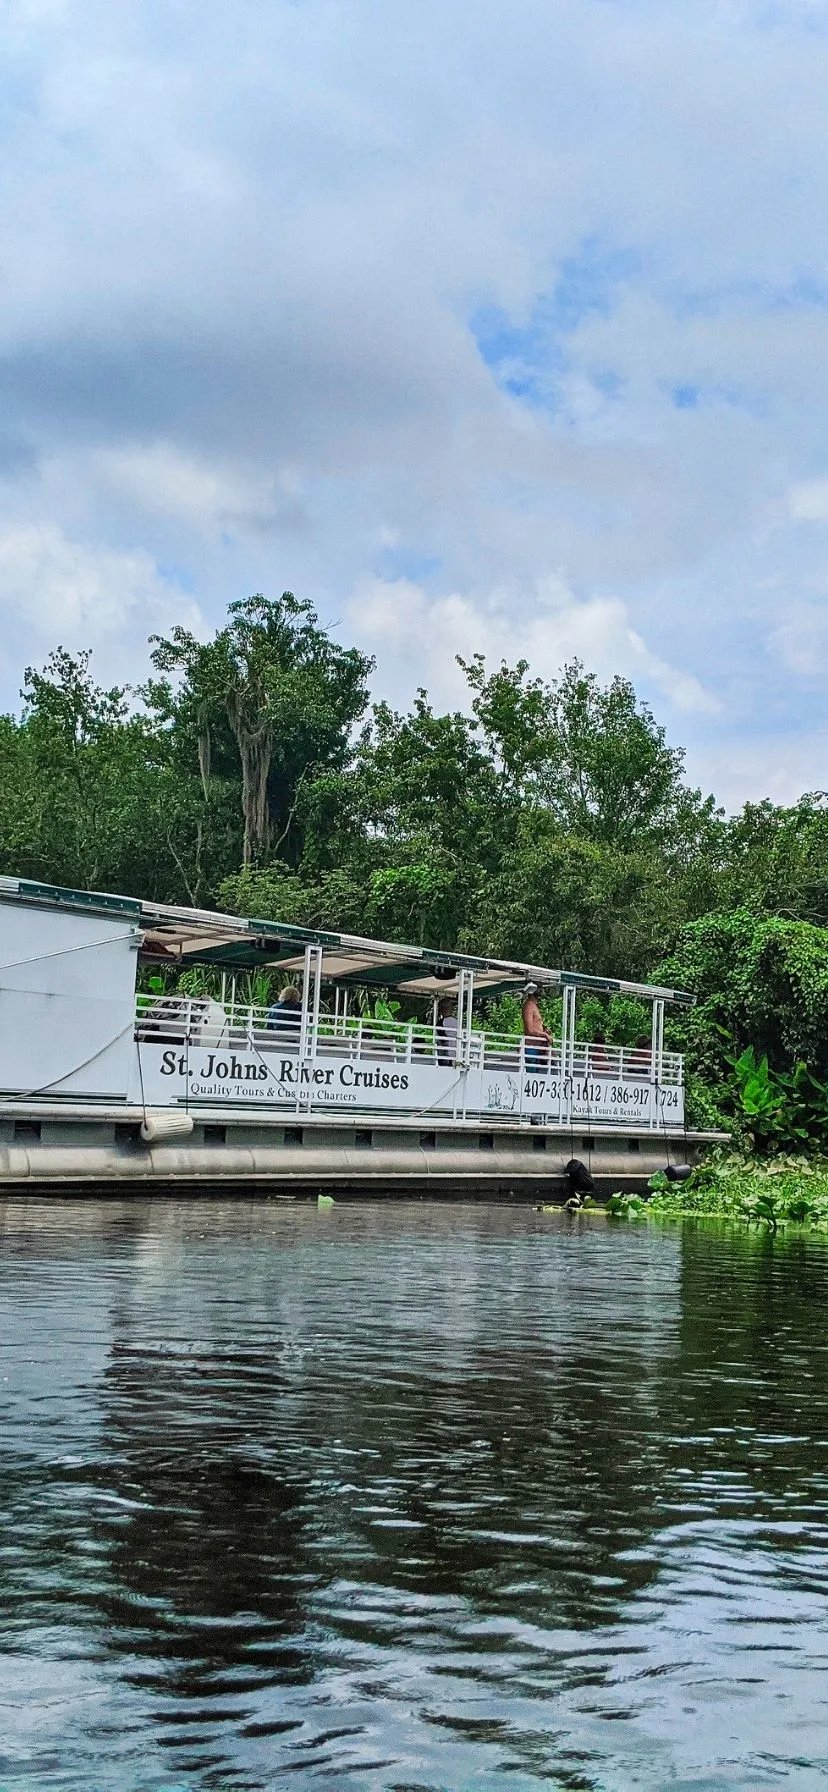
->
[
  {"left": 310, "top": 947, "right": 322, "bottom": 1051},
  {"left": 468, "top": 972, "right": 475, "bottom": 1101},
  {"left": 651, "top": 997, "right": 664, "bottom": 1130},
  {"left": 299, "top": 944, "right": 312, "bottom": 1063},
  {"left": 654, "top": 999, "right": 664, "bottom": 1079},
  {"left": 450, "top": 970, "right": 473, "bottom": 1119},
  {"left": 561, "top": 984, "right": 577, "bottom": 1125},
  {"left": 458, "top": 968, "right": 475, "bottom": 1066},
  {"left": 299, "top": 943, "right": 323, "bottom": 1112},
  {"left": 463, "top": 969, "right": 472, "bottom": 1113}
]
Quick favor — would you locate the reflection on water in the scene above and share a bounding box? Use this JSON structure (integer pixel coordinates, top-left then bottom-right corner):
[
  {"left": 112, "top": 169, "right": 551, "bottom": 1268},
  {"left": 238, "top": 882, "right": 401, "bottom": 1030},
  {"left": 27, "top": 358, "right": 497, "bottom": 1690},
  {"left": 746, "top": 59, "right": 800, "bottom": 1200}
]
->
[{"left": 1, "top": 1200, "right": 827, "bottom": 1790}]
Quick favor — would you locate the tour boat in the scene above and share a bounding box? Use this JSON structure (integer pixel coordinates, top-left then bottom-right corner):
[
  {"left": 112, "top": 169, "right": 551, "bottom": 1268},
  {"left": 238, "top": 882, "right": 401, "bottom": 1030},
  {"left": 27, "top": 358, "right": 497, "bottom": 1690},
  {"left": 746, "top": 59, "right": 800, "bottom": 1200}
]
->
[{"left": 0, "top": 875, "right": 717, "bottom": 1195}]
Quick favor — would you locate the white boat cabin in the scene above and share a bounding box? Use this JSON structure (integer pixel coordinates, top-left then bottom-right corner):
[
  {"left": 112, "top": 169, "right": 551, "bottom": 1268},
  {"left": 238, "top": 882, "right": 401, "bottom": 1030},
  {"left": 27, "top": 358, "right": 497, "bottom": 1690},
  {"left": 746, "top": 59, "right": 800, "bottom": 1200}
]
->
[{"left": 0, "top": 877, "right": 693, "bottom": 1133}]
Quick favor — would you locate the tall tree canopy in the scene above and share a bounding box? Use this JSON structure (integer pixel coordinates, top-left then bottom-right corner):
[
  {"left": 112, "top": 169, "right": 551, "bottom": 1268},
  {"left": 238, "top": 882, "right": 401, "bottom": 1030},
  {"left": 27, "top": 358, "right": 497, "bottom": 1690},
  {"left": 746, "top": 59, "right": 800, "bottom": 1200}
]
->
[
  {"left": 461, "top": 656, "right": 718, "bottom": 851},
  {"left": 0, "top": 648, "right": 237, "bottom": 904},
  {"left": 251, "top": 655, "right": 721, "bottom": 971},
  {"left": 3, "top": 591, "right": 828, "bottom": 1044},
  {"left": 146, "top": 592, "right": 373, "bottom": 865}
]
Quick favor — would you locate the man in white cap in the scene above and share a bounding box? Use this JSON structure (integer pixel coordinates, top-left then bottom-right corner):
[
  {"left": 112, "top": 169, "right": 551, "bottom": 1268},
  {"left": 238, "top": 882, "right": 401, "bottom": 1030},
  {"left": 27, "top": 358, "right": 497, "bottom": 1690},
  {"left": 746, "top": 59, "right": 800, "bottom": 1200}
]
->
[{"left": 522, "top": 982, "right": 553, "bottom": 1071}]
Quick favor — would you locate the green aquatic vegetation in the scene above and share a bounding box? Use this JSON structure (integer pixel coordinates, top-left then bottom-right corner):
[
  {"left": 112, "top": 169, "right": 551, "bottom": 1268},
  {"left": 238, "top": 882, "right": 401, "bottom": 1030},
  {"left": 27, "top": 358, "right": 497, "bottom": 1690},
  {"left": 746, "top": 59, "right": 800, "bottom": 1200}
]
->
[
  {"left": 728, "top": 1046, "right": 828, "bottom": 1154},
  {"left": 606, "top": 1152, "right": 828, "bottom": 1229}
]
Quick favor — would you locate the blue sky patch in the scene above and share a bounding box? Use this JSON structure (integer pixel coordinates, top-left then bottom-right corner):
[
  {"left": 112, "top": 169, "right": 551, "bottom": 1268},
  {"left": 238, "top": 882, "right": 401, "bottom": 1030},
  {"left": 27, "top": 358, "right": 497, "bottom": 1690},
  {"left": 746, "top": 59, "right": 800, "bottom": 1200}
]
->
[
  {"left": 376, "top": 545, "right": 441, "bottom": 585},
  {"left": 471, "top": 238, "right": 640, "bottom": 412}
]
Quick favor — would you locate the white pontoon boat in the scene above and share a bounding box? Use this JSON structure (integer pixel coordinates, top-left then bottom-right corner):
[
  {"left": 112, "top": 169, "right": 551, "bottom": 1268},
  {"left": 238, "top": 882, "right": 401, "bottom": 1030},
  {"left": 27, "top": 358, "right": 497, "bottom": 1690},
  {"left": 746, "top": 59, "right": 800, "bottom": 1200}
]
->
[{"left": 0, "top": 876, "right": 717, "bottom": 1195}]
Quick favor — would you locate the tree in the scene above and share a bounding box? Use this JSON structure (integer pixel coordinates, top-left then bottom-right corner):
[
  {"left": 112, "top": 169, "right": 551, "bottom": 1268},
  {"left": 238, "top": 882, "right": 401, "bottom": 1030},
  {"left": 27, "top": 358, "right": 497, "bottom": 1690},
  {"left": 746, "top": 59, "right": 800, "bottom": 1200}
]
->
[
  {"left": 471, "top": 823, "right": 660, "bottom": 975},
  {"left": 219, "top": 862, "right": 369, "bottom": 933},
  {"left": 656, "top": 908, "right": 828, "bottom": 1088},
  {"left": 147, "top": 593, "right": 373, "bottom": 865},
  {"left": 297, "top": 657, "right": 721, "bottom": 966},
  {"left": 333, "top": 693, "right": 504, "bottom": 945},
  {"left": 0, "top": 648, "right": 236, "bottom": 905},
  {"left": 6, "top": 648, "right": 143, "bottom": 890},
  {"left": 718, "top": 795, "right": 828, "bottom": 924},
  {"left": 0, "top": 617, "right": 747, "bottom": 1019},
  {"left": 461, "top": 655, "right": 720, "bottom": 857}
]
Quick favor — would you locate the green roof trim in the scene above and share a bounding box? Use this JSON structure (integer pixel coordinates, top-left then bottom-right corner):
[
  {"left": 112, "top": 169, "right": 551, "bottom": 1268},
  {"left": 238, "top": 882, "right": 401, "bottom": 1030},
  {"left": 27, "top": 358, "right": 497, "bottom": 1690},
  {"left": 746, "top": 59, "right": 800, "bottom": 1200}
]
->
[
  {"left": 2, "top": 874, "right": 696, "bottom": 1006},
  {"left": 561, "top": 971, "right": 622, "bottom": 992},
  {"left": 247, "top": 918, "right": 342, "bottom": 949},
  {"left": 18, "top": 880, "right": 142, "bottom": 921}
]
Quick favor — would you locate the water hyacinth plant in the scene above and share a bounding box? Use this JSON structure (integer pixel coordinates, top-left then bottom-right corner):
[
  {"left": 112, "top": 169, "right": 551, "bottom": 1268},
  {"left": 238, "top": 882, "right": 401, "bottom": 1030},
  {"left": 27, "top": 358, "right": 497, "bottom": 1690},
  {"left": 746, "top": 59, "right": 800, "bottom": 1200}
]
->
[{"left": 605, "top": 1152, "right": 828, "bottom": 1230}]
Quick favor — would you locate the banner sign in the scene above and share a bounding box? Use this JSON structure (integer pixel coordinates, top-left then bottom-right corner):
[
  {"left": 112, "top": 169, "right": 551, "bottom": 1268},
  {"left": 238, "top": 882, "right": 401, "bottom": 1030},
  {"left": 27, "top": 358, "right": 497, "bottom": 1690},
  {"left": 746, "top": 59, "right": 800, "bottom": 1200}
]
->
[
  {"left": 498, "top": 1069, "right": 684, "bottom": 1127},
  {"left": 131, "top": 1042, "right": 684, "bottom": 1128},
  {"left": 132, "top": 1042, "right": 460, "bottom": 1113}
]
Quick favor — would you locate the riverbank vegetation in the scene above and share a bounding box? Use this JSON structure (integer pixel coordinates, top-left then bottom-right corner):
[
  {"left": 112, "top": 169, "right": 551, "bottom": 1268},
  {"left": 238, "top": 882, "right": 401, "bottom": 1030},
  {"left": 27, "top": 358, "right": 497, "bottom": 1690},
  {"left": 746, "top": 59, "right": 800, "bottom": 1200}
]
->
[
  {"left": 605, "top": 1155, "right": 828, "bottom": 1230},
  {"left": 4, "top": 591, "right": 828, "bottom": 1143}
]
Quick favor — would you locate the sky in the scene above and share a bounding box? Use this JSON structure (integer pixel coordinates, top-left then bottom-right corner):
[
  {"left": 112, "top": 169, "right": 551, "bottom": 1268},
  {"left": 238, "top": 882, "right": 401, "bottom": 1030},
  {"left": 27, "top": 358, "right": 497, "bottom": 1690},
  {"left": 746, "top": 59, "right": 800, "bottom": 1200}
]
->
[{"left": 2, "top": 0, "right": 828, "bottom": 810}]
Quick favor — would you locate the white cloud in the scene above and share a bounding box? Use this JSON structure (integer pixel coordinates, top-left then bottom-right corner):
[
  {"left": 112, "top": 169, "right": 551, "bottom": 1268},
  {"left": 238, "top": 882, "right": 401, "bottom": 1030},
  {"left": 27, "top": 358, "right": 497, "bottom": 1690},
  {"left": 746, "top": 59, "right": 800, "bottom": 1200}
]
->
[
  {"left": 348, "top": 576, "right": 718, "bottom": 717},
  {"left": 83, "top": 443, "right": 307, "bottom": 536},
  {"left": 0, "top": 0, "right": 826, "bottom": 800},
  {"left": 789, "top": 478, "right": 828, "bottom": 523},
  {"left": 0, "top": 524, "right": 158, "bottom": 634},
  {"left": 0, "top": 523, "right": 203, "bottom": 693},
  {"left": 767, "top": 602, "right": 828, "bottom": 677},
  {"left": 687, "top": 729, "right": 828, "bottom": 813}
]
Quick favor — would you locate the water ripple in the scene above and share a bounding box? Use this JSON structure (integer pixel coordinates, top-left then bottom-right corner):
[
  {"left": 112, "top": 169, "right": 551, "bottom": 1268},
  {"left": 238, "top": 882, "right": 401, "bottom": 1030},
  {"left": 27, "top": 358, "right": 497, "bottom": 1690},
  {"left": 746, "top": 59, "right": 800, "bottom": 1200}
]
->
[{"left": 0, "top": 1199, "right": 827, "bottom": 1788}]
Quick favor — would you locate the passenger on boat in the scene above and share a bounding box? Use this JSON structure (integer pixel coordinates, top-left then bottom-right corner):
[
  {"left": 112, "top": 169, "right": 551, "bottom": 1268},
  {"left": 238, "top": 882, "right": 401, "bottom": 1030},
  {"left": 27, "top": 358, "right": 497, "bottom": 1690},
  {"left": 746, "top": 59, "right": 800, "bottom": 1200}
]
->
[
  {"left": 522, "top": 983, "right": 553, "bottom": 1070},
  {"left": 589, "top": 1031, "right": 612, "bottom": 1074},
  {"left": 629, "top": 1035, "right": 653, "bottom": 1077},
  {"left": 266, "top": 986, "right": 303, "bottom": 1043},
  {"left": 436, "top": 997, "right": 458, "bottom": 1066}
]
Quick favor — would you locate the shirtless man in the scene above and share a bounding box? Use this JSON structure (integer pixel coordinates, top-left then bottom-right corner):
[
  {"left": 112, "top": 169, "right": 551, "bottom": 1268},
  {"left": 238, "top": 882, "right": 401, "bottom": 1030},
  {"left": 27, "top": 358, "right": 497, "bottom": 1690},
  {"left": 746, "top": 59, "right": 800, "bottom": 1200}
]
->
[{"left": 522, "top": 982, "right": 552, "bottom": 1069}]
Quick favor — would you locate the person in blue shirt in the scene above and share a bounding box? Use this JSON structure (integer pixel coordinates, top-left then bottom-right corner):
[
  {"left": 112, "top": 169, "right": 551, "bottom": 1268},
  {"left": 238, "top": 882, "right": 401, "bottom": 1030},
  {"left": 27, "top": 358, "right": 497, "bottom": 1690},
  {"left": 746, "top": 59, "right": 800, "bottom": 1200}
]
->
[{"left": 266, "top": 985, "right": 302, "bottom": 1039}]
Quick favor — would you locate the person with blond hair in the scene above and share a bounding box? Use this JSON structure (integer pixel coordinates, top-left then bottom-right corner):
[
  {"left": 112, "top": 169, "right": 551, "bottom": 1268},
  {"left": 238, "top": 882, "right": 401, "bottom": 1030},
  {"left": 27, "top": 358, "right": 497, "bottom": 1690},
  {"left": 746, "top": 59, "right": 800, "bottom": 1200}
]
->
[{"left": 266, "top": 984, "right": 302, "bottom": 1041}]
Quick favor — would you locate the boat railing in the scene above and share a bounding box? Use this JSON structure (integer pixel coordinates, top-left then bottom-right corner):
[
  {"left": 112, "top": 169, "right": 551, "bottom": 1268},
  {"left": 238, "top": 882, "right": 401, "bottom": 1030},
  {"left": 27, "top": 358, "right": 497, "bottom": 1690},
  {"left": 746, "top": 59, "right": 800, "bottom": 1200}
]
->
[{"left": 134, "top": 996, "right": 683, "bottom": 1085}]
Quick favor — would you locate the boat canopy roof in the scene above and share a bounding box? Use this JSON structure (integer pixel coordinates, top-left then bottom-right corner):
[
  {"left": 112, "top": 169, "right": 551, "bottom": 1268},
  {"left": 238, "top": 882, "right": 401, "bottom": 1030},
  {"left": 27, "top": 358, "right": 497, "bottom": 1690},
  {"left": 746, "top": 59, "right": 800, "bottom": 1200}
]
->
[{"left": 0, "top": 874, "right": 696, "bottom": 1007}]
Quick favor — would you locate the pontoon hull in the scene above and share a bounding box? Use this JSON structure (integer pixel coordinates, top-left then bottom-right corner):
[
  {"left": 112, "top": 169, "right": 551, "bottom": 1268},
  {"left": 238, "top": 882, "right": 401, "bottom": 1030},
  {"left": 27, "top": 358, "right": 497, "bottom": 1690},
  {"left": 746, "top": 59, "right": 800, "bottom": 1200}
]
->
[{"left": 0, "top": 1103, "right": 722, "bottom": 1197}]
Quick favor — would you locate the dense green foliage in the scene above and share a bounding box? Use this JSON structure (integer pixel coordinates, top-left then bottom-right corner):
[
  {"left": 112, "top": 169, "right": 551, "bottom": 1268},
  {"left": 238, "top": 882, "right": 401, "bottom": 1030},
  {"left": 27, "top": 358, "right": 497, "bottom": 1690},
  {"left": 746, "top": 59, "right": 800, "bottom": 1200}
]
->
[
  {"left": 656, "top": 909, "right": 828, "bottom": 1140},
  {"left": 604, "top": 1155, "right": 828, "bottom": 1230},
  {"left": 219, "top": 652, "right": 723, "bottom": 968},
  {"left": 4, "top": 593, "right": 828, "bottom": 1141}
]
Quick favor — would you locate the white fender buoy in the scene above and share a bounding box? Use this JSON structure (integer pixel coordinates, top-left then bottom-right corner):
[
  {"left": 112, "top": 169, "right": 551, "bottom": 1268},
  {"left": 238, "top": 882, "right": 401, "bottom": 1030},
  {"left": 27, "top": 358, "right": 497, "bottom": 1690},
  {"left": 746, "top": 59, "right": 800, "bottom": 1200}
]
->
[{"left": 139, "top": 1112, "right": 195, "bottom": 1145}]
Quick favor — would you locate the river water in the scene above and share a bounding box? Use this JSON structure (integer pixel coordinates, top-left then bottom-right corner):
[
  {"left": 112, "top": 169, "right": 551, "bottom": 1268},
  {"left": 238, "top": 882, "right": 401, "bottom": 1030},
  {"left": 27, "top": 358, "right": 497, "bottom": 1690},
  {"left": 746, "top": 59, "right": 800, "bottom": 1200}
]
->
[{"left": 1, "top": 1199, "right": 827, "bottom": 1792}]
